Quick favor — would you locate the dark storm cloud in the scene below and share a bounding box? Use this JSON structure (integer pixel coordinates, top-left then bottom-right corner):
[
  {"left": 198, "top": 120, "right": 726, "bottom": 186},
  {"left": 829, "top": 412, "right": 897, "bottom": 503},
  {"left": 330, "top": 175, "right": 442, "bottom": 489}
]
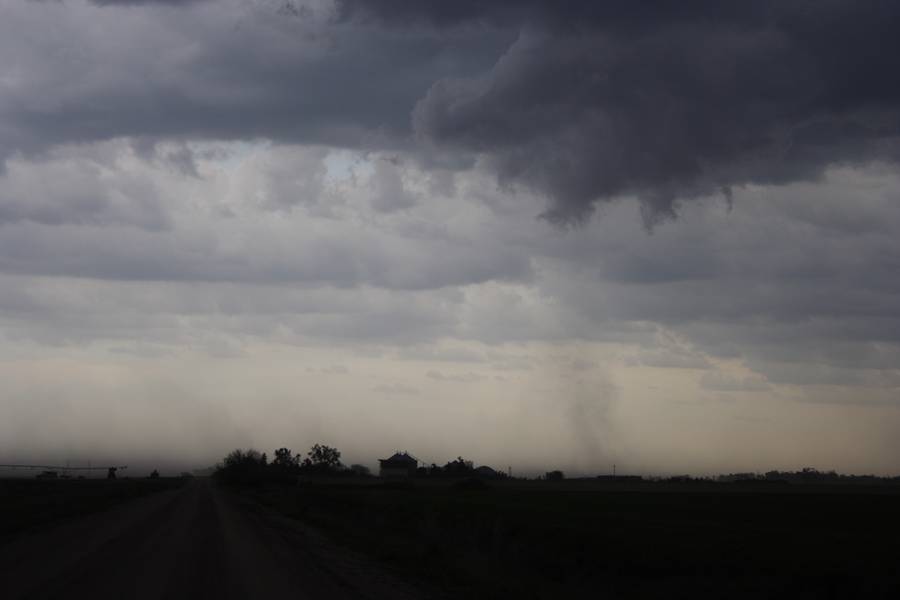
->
[
  {"left": 28, "top": 0, "right": 211, "bottom": 5},
  {"left": 342, "top": 0, "right": 900, "bottom": 222},
  {"left": 1, "top": 0, "right": 510, "bottom": 163},
  {"left": 531, "top": 172, "right": 900, "bottom": 383},
  {"left": 7, "top": 1, "right": 900, "bottom": 223},
  {"left": 88, "top": 1, "right": 209, "bottom": 4},
  {"left": 336, "top": 0, "right": 730, "bottom": 26}
]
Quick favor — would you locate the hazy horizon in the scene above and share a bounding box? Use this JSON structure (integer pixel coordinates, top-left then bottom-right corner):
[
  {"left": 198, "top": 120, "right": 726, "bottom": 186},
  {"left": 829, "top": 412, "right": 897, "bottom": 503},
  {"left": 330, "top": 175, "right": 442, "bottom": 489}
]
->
[{"left": 2, "top": 0, "right": 900, "bottom": 478}]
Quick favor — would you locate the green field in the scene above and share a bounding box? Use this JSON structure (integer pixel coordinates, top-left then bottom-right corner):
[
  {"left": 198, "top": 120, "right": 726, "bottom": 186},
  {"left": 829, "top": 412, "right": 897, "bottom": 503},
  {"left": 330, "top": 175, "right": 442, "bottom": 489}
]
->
[
  {"left": 241, "top": 478, "right": 900, "bottom": 599},
  {"left": 0, "top": 477, "right": 186, "bottom": 538}
]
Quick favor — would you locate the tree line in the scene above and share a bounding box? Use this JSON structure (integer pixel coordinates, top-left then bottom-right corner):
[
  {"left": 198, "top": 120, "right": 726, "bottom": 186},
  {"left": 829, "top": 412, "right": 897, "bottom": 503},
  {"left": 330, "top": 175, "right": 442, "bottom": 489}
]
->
[
  {"left": 214, "top": 446, "right": 511, "bottom": 485},
  {"left": 214, "top": 444, "right": 368, "bottom": 485}
]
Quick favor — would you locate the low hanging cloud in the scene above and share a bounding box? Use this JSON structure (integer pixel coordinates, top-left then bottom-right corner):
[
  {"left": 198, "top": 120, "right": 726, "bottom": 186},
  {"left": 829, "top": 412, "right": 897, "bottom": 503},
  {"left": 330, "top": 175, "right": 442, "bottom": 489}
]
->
[
  {"left": 7, "top": 1, "right": 900, "bottom": 224},
  {"left": 343, "top": 0, "right": 900, "bottom": 222}
]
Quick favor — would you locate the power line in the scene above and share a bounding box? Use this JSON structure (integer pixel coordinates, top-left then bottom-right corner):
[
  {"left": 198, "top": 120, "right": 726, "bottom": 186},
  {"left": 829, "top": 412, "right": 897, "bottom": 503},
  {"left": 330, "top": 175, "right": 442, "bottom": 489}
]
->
[{"left": 0, "top": 464, "right": 127, "bottom": 471}]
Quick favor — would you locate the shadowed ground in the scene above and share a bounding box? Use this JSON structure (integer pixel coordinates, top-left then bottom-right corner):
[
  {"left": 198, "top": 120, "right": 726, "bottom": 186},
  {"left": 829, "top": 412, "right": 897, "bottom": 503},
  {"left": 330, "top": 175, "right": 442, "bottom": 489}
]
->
[{"left": 0, "top": 478, "right": 423, "bottom": 600}]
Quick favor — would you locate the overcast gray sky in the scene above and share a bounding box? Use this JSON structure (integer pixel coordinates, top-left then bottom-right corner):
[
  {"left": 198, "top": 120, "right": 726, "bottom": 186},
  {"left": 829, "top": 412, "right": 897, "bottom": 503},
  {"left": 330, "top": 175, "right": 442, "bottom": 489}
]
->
[{"left": 1, "top": 0, "right": 899, "bottom": 476}]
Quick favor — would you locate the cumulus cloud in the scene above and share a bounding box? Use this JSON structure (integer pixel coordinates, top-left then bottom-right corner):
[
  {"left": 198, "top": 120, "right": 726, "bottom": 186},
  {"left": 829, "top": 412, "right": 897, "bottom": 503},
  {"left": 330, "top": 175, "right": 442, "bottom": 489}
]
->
[
  {"left": 0, "top": 146, "right": 170, "bottom": 230},
  {"left": 367, "top": 159, "right": 418, "bottom": 213}
]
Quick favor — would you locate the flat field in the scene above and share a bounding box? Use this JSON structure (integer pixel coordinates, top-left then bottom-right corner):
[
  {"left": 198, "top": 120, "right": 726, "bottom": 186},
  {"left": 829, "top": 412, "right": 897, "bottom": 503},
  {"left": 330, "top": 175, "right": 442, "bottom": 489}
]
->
[
  {"left": 0, "top": 477, "right": 186, "bottom": 538},
  {"left": 242, "top": 478, "right": 900, "bottom": 599}
]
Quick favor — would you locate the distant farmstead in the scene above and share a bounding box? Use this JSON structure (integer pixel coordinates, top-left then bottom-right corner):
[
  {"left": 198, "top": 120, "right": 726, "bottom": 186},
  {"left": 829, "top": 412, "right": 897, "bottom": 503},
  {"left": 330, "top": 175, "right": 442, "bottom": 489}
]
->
[
  {"left": 379, "top": 452, "right": 418, "bottom": 478},
  {"left": 474, "top": 465, "right": 499, "bottom": 479}
]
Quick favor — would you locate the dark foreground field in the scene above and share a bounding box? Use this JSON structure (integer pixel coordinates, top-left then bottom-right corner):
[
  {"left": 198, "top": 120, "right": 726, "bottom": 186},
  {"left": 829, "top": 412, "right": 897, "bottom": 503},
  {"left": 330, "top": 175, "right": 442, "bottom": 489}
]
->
[
  {"left": 242, "top": 478, "right": 900, "bottom": 599},
  {"left": 0, "top": 476, "right": 186, "bottom": 538},
  {"left": 2, "top": 476, "right": 899, "bottom": 599}
]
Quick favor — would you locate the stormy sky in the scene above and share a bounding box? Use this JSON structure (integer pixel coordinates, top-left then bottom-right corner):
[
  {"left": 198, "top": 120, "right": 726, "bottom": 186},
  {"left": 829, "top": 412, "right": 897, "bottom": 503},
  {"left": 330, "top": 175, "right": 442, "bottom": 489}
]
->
[{"left": 2, "top": 0, "right": 899, "bottom": 476}]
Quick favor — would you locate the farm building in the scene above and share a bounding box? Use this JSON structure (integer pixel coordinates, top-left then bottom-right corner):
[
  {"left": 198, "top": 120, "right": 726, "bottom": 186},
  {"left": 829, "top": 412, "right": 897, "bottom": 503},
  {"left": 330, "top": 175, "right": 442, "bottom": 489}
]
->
[
  {"left": 474, "top": 465, "right": 501, "bottom": 479},
  {"left": 379, "top": 452, "right": 418, "bottom": 478}
]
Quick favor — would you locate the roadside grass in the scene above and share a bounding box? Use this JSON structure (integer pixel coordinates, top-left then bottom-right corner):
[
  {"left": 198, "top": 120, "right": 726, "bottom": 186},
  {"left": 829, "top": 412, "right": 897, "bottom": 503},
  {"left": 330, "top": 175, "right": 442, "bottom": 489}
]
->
[{"left": 239, "top": 479, "right": 900, "bottom": 599}]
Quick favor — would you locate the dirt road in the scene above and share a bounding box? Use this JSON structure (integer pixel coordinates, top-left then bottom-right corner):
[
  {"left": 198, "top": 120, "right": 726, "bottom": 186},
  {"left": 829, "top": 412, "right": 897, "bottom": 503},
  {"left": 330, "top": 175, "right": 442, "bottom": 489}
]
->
[{"left": 0, "top": 478, "right": 423, "bottom": 600}]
